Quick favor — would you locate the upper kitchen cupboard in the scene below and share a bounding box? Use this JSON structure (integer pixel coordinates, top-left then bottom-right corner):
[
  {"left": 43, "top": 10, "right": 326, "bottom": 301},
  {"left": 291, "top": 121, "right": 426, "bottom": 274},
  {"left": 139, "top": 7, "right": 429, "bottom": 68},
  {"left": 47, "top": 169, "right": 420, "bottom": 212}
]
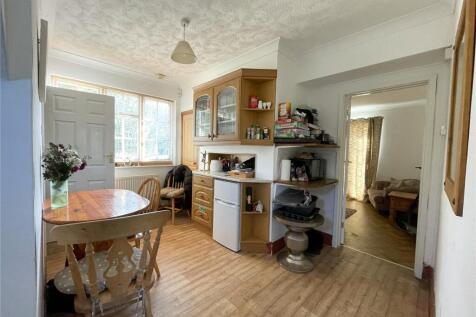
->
[
  {"left": 193, "top": 87, "right": 213, "bottom": 142},
  {"left": 214, "top": 78, "right": 240, "bottom": 141},
  {"left": 193, "top": 68, "right": 276, "bottom": 145}
]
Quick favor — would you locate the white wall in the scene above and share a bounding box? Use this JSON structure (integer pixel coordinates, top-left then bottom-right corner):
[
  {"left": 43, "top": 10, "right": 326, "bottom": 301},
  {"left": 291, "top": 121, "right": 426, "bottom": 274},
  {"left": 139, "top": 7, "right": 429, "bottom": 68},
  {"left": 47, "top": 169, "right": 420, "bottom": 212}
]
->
[
  {"left": 299, "top": 60, "right": 450, "bottom": 266},
  {"left": 434, "top": 55, "right": 476, "bottom": 317},
  {"left": 47, "top": 54, "right": 181, "bottom": 177},
  {"left": 351, "top": 104, "right": 426, "bottom": 181},
  {"left": 200, "top": 145, "right": 274, "bottom": 180},
  {"left": 297, "top": 3, "right": 454, "bottom": 83},
  {"left": 434, "top": 0, "right": 476, "bottom": 316},
  {"left": 0, "top": 0, "right": 43, "bottom": 315}
]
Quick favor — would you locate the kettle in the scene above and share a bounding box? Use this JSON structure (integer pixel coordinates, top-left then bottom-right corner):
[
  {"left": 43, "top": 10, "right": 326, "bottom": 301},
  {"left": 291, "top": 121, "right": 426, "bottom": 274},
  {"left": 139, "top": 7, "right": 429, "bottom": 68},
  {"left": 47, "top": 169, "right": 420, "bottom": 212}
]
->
[{"left": 209, "top": 160, "right": 223, "bottom": 172}]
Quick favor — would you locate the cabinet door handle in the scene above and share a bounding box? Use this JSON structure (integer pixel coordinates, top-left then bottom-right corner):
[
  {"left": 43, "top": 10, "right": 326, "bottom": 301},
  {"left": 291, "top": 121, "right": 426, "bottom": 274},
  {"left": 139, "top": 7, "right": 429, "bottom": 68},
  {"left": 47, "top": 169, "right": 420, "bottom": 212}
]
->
[{"left": 198, "top": 205, "right": 207, "bottom": 214}]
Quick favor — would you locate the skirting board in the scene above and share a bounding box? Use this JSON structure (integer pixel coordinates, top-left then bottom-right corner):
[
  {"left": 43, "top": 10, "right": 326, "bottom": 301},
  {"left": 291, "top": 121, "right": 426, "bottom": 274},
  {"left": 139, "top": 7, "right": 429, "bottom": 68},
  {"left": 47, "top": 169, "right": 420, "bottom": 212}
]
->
[
  {"left": 423, "top": 265, "right": 435, "bottom": 317},
  {"left": 267, "top": 230, "right": 333, "bottom": 255}
]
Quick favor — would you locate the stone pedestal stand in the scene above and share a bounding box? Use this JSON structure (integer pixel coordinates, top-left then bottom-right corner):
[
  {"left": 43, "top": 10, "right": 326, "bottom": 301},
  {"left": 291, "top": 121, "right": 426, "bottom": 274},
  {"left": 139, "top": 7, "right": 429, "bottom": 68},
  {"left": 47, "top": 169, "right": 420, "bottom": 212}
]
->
[{"left": 274, "top": 213, "right": 324, "bottom": 273}]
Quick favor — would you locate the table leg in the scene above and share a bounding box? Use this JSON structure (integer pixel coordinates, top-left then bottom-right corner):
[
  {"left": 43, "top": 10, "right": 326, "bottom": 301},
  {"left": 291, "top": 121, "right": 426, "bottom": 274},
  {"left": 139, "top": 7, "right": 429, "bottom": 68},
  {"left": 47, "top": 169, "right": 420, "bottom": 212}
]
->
[{"left": 389, "top": 207, "right": 397, "bottom": 225}]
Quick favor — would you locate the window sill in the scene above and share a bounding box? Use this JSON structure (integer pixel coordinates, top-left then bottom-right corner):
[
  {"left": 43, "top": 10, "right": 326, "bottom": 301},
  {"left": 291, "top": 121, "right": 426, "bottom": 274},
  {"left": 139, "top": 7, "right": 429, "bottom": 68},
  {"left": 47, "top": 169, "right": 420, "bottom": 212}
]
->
[{"left": 115, "top": 163, "right": 174, "bottom": 169}]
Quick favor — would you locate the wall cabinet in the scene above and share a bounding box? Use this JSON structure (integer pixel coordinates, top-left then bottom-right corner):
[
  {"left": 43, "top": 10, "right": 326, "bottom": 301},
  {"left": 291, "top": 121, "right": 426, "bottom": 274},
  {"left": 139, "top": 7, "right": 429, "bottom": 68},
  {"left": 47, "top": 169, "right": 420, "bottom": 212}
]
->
[
  {"left": 214, "top": 78, "right": 240, "bottom": 141},
  {"left": 193, "top": 88, "right": 213, "bottom": 142},
  {"left": 193, "top": 69, "right": 276, "bottom": 145}
]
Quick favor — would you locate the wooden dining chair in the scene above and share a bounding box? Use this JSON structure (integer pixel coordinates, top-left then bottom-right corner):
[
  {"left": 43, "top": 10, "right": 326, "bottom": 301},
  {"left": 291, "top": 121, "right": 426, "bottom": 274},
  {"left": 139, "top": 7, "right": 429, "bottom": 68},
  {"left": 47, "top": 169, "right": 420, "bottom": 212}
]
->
[
  {"left": 138, "top": 178, "right": 161, "bottom": 212},
  {"left": 160, "top": 176, "right": 186, "bottom": 225},
  {"left": 50, "top": 210, "right": 169, "bottom": 317}
]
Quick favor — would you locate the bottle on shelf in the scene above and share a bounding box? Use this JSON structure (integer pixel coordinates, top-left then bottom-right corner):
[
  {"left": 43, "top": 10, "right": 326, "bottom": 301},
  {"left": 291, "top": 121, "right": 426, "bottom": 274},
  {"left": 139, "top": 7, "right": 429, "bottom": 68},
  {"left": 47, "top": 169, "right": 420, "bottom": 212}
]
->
[
  {"left": 255, "top": 124, "right": 261, "bottom": 140},
  {"left": 245, "top": 187, "right": 253, "bottom": 211}
]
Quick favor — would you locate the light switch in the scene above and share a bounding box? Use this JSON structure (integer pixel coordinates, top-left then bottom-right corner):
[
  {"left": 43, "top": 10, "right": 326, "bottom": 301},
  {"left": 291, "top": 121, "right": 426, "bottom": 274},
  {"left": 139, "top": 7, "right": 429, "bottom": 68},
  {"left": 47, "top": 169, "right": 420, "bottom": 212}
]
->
[{"left": 440, "top": 125, "right": 447, "bottom": 136}]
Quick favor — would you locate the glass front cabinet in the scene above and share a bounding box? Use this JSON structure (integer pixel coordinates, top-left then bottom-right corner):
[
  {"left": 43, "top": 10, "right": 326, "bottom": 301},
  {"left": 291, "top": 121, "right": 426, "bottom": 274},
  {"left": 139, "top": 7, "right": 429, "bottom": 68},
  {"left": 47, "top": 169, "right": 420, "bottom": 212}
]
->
[
  {"left": 213, "top": 78, "right": 240, "bottom": 141},
  {"left": 193, "top": 88, "right": 213, "bottom": 142},
  {"left": 192, "top": 69, "right": 276, "bottom": 145}
]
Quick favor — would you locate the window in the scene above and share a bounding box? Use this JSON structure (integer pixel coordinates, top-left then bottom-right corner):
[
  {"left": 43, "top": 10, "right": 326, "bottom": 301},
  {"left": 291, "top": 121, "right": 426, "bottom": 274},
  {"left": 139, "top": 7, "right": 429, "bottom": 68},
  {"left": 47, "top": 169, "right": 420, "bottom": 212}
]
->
[
  {"left": 51, "top": 76, "right": 174, "bottom": 163},
  {"left": 52, "top": 77, "right": 103, "bottom": 94}
]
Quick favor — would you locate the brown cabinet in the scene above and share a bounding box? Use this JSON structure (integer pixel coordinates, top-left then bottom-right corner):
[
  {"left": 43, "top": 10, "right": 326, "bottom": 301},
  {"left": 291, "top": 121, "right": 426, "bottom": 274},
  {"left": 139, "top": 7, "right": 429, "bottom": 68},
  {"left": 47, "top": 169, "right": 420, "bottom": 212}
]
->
[
  {"left": 192, "top": 203, "right": 213, "bottom": 227},
  {"left": 213, "top": 78, "right": 240, "bottom": 141},
  {"left": 193, "top": 69, "right": 276, "bottom": 145},
  {"left": 192, "top": 175, "right": 214, "bottom": 229},
  {"left": 193, "top": 174, "right": 214, "bottom": 187},
  {"left": 193, "top": 88, "right": 213, "bottom": 142},
  {"left": 192, "top": 185, "right": 213, "bottom": 207}
]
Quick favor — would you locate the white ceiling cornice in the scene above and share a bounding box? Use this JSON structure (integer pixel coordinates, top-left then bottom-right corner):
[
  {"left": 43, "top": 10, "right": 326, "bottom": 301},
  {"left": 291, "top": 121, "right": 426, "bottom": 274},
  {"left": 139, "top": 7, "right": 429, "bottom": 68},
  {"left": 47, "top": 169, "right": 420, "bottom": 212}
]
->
[{"left": 49, "top": 48, "right": 179, "bottom": 85}]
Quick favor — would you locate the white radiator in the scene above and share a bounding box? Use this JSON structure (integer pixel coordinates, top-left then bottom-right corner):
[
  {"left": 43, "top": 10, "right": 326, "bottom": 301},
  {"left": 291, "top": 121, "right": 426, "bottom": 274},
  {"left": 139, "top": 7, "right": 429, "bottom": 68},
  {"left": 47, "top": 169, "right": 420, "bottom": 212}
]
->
[{"left": 115, "top": 175, "right": 159, "bottom": 193}]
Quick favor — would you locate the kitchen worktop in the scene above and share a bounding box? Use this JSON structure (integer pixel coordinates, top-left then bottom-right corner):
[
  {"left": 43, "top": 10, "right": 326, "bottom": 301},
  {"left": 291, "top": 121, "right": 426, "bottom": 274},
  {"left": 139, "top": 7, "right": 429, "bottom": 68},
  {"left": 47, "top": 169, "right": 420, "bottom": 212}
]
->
[{"left": 193, "top": 170, "right": 272, "bottom": 183}]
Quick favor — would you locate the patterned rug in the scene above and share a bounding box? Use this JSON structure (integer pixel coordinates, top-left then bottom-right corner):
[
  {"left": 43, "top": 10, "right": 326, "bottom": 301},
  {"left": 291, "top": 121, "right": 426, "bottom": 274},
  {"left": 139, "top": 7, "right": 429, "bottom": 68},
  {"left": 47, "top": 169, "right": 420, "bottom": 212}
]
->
[{"left": 346, "top": 208, "right": 358, "bottom": 219}]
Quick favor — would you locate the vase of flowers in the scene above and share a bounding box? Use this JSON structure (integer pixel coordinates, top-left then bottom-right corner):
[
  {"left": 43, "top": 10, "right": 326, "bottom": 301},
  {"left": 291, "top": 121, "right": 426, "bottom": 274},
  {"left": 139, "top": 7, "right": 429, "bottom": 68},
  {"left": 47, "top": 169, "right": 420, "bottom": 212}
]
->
[{"left": 42, "top": 143, "right": 88, "bottom": 209}]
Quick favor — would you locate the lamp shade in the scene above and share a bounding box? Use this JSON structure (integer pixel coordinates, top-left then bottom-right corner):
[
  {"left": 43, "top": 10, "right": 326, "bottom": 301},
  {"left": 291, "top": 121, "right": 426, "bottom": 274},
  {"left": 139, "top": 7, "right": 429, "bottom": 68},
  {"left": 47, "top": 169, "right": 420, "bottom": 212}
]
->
[{"left": 171, "top": 40, "right": 197, "bottom": 64}]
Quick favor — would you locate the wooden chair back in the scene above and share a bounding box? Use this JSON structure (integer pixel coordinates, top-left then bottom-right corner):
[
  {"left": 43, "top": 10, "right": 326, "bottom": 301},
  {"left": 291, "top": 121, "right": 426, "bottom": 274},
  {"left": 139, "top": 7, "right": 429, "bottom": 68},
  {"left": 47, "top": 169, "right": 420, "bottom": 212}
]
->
[
  {"left": 50, "top": 210, "right": 169, "bottom": 316},
  {"left": 138, "top": 178, "right": 161, "bottom": 212},
  {"left": 166, "top": 176, "right": 184, "bottom": 190}
]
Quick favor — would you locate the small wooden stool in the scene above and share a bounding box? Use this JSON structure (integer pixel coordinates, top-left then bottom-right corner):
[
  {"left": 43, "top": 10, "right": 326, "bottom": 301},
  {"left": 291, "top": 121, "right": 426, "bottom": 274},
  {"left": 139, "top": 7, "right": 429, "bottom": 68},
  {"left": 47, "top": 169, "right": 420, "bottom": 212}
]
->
[{"left": 274, "top": 211, "right": 324, "bottom": 273}]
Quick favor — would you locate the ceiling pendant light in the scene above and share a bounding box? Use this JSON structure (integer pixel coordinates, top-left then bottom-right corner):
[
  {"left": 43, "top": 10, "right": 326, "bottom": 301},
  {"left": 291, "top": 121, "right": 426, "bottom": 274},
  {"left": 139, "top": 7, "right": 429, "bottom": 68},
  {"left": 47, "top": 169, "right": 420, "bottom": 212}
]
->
[{"left": 171, "top": 18, "right": 197, "bottom": 64}]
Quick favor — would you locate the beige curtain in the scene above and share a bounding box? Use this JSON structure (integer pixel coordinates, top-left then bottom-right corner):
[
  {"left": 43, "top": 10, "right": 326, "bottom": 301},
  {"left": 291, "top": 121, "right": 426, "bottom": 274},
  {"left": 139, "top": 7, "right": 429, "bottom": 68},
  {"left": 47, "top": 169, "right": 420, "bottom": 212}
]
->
[
  {"left": 346, "top": 117, "right": 383, "bottom": 201},
  {"left": 366, "top": 117, "right": 383, "bottom": 191}
]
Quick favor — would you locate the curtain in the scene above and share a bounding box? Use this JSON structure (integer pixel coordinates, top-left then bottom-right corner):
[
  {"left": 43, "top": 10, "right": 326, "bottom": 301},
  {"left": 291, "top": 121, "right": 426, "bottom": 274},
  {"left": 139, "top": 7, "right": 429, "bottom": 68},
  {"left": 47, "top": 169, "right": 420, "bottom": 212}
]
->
[
  {"left": 346, "top": 117, "right": 383, "bottom": 201},
  {"left": 365, "top": 117, "right": 383, "bottom": 191},
  {"left": 347, "top": 119, "right": 369, "bottom": 201}
]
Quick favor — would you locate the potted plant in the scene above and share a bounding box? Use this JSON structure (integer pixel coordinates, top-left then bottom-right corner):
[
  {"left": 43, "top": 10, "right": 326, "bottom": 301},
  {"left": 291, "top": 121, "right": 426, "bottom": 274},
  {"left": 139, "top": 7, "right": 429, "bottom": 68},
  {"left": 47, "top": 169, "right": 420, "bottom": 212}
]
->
[{"left": 42, "top": 143, "right": 88, "bottom": 208}]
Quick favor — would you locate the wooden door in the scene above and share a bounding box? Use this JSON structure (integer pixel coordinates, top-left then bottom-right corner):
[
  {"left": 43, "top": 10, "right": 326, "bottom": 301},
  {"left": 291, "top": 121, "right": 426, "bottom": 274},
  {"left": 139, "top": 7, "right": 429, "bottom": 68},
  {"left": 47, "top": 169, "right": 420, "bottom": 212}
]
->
[
  {"left": 45, "top": 86, "right": 115, "bottom": 192},
  {"left": 193, "top": 88, "right": 213, "bottom": 142},
  {"left": 181, "top": 110, "right": 197, "bottom": 170},
  {"left": 213, "top": 78, "right": 240, "bottom": 141}
]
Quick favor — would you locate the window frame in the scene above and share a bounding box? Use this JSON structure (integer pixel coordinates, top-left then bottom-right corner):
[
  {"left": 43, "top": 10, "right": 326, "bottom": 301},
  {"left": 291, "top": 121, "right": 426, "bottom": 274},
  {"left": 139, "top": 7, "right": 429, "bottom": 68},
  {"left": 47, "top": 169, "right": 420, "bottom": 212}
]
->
[{"left": 51, "top": 76, "right": 175, "bottom": 166}]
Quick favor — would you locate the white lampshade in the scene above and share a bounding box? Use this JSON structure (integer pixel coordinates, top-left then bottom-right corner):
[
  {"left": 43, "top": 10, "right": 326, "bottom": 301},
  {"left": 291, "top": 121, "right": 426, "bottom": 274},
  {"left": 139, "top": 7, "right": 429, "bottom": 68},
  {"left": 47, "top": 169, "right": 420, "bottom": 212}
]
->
[{"left": 171, "top": 40, "right": 197, "bottom": 64}]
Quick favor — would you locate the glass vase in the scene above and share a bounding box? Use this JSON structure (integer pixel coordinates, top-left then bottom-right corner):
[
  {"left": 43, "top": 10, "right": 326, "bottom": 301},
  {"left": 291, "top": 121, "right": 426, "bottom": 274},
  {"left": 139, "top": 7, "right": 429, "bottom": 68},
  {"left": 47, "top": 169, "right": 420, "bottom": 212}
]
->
[{"left": 50, "top": 180, "right": 68, "bottom": 209}]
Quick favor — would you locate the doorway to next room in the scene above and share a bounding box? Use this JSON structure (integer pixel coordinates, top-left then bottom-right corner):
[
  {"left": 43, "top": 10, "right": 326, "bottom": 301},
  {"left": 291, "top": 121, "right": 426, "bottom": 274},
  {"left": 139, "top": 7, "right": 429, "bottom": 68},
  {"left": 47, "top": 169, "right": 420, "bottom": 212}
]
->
[{"left": 343, "top": 84, "right": 427, "bottom": 268}]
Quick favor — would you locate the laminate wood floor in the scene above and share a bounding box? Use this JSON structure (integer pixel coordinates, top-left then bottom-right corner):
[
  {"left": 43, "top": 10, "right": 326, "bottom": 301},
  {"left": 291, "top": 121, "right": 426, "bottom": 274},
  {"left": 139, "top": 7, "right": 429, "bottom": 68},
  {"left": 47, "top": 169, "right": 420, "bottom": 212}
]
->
[
  {"left": 345, "top": 200, "right": 416, "bottom": 268},
  {"left": 46, "top": 220, "right": 429, "bottom": 317}
]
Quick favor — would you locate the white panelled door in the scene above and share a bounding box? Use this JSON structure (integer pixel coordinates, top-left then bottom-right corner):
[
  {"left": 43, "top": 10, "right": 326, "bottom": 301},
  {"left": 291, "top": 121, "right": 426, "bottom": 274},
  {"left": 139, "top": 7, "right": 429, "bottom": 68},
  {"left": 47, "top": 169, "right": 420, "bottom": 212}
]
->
[{"left": 45, "top": 86, "right": 115, "bottom": 192}]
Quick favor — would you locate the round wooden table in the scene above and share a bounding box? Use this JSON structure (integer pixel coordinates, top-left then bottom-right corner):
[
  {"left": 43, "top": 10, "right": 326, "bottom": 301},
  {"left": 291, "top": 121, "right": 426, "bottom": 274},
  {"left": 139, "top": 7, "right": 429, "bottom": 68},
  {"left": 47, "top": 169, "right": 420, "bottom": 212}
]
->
[{"left": 43, "top": 189, "right": 150, "bottom": 224}]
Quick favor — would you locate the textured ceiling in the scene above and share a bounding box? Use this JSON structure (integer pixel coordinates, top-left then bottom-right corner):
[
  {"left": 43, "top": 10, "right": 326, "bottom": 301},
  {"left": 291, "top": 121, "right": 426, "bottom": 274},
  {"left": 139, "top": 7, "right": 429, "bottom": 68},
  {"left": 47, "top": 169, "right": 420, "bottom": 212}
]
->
[{"left": 52, "top": 0, "right": 440, "bottom": 77}]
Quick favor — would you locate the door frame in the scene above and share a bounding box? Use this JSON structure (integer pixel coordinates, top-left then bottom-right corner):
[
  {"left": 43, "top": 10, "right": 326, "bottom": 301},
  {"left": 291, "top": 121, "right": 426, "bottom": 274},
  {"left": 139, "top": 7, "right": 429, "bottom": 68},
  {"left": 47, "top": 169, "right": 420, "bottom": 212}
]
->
[
  {"left": 181, "top": 109, "right": 197, "bottom": 169},
  {"left": 334, "top": 75, "right": 440, "bottom": 278}
]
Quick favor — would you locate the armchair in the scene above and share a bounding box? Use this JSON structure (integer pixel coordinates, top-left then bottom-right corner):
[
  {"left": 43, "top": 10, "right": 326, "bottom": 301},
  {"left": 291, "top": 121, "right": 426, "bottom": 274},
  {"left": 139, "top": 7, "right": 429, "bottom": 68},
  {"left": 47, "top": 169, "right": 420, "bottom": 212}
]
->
[{"left": 368, "top": 181, "right": 391, "bottom": 214}]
